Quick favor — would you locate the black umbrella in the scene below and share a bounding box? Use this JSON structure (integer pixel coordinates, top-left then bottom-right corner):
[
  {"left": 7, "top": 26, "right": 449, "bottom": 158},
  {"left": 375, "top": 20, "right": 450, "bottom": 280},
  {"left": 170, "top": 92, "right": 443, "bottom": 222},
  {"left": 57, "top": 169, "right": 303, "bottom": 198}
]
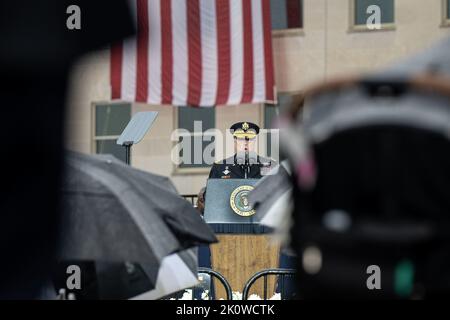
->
[
  {"left": 58, "top": 151, "right": 217, "bottom": 296},
  {"left": 53, "top": 249, "right": 199, "bottom": 300},
  {"left": 130, "top": 249, "right": 199, "bottom": 300}
]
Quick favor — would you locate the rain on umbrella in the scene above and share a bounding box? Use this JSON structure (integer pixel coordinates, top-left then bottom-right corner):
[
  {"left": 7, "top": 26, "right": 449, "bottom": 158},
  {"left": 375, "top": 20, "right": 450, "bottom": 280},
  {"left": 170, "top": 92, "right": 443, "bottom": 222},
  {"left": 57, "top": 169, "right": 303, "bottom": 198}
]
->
[
  {"left": 131, "top": 249, "right": 199, "bottom": 300},
  {"left": 57, "top": 151, "right": 217, "bottom": 298}
]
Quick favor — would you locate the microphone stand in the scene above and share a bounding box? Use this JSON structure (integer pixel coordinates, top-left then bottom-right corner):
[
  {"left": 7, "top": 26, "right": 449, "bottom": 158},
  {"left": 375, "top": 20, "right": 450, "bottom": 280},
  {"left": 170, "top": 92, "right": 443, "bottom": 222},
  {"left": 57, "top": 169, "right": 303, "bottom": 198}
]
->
[{"left": 244, "top": 150, "right": 249, "bottom": 179}]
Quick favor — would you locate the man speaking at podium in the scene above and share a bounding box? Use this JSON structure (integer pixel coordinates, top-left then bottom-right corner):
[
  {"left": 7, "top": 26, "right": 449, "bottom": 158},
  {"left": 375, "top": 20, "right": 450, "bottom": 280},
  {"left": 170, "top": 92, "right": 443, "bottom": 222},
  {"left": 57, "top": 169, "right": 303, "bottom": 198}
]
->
[
  {"left": 208, "top": 122, "right": 276, "bottom": 179},
  {"left": 204, "top": 122, "right": 283, "bottom": 297}
]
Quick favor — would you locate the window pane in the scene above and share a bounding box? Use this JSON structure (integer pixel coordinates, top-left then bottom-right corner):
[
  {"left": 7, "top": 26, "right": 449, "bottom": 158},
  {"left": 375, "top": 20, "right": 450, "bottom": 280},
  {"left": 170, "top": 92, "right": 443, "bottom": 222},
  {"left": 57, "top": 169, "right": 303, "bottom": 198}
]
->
[
  {"left": 447, "top": 0, "right": 450, "bottom": 19},
  {"left": 178, "top": 107, "right": 215, "bottom": 168},
  {"left": 264, "top": 94, "right": 293, "bottom": 128},
  {"left": 95, "top": 103, "right": 131, "bottom": 136},
  {"left": 264, "top": 105, "right": 278, "bottom": 129},
  {"left": 355, "top": 0, "right": 394, "bottom": 25},
  {"left": 265, "top": 104, "right": 280, "bottom": 159},
  {"left": 178, "top": 107, "right": 215, "bottom": 131},
  {"left": 179, "top": 136, "right": 216, "bottom": 168},
  {"left": 96, "top": 140, "right": 127, "bottom": 163},
  {"left": 265, "top": 94, "right": 294, "bottom": 161},
  {"left": 270, "top": 0, "right": 303, "bottom": 30}
]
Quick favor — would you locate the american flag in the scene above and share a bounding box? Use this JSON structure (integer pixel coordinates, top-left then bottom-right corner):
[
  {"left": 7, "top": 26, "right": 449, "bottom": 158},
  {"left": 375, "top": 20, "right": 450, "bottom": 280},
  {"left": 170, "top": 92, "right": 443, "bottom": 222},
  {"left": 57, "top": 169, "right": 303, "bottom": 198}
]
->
[{"left": 111, "top": 0, "right": 275, "bottom": 107}]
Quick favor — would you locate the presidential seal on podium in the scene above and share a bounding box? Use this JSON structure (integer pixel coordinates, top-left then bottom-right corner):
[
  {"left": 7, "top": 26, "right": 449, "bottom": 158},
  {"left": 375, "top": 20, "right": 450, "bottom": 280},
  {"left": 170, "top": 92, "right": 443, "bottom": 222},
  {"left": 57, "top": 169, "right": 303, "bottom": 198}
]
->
[{"left": 229, "top": 185, "right": 256, "bottom": 217}]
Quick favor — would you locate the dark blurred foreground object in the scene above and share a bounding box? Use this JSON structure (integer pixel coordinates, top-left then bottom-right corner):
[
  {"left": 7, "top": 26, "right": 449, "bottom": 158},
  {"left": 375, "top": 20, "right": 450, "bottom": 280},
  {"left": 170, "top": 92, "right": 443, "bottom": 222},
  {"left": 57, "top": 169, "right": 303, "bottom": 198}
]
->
[
  {"left": 249, "top": 160, "right": 292, "bottom": 230},
  {"left": 57, "top": 152, "right": 217, "bottom": 299},
  {"left": 194, "top": 187, "right": 215, "bottom": 299},
  {"left": 249, "top": 162, "right": 297, "bottom": 299},
  {"left": 0, "top": 1, "right": 134, "bottom": 299},
  {"left": 53, "top": 250, "right": 198, "bottom": 300},
  {"left": 282, "top": 36, "right": 450, "bottom": 299}
]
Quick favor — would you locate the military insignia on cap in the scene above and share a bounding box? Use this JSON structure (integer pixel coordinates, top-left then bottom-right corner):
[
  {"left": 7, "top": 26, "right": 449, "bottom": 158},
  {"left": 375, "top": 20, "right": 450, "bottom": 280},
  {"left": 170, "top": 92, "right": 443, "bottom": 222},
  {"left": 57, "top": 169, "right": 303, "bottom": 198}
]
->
[
  {"left": 223, "top": 166, "right": 230, "bottom": 175},
  {"left": 231, "top": 121, "right": 259, "bottom": 139}
]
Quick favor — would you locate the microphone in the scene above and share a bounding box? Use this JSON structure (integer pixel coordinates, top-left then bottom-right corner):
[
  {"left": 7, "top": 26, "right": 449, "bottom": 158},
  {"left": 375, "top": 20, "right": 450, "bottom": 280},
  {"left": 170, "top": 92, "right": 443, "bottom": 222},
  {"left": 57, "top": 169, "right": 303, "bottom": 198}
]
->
[
  {"left": 243, "top": 151, "right": 250, "bottom": 179},
  {"left": 237, "top": 151, "right": 257, "bottom": 165},
  {"left": 236, "top": 150, "right": 257, "bottom": 178}
]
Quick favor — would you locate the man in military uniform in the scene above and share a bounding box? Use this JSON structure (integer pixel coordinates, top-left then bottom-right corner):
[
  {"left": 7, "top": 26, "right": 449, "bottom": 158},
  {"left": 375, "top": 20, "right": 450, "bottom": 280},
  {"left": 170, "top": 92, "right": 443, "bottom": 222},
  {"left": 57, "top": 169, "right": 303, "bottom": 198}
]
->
[{"left": 208, "top": 121, "right": 276, "bottom": 179}]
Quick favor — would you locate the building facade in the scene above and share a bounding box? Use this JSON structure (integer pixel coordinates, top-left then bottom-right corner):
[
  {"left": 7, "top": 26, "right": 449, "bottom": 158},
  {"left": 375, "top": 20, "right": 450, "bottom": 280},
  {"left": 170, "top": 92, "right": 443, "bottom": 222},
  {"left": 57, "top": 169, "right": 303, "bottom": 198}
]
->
[{"left": 65, "top": 0, "right": 450, "bottom": 195}]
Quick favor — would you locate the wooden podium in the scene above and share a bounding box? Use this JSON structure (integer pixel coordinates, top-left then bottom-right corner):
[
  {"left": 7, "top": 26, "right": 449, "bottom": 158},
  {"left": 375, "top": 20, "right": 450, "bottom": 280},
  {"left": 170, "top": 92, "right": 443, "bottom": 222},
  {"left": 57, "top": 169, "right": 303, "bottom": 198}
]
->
[
  {"left": 204, "top": 179, "right": 280, "bottom": 299},
  {"left": 210, "top": 234, "right": 279, "bottom": 299}
]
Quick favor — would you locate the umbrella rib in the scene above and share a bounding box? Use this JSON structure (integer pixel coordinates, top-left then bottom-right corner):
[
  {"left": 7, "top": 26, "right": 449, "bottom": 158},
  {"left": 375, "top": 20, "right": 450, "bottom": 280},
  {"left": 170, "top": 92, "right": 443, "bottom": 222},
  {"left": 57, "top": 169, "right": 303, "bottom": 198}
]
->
[
  {"left": 62, "top": 190, "right": 115, "bottom": 198},
  {"left": 67, "top": 159, "right": 180, "bottom": 262}
]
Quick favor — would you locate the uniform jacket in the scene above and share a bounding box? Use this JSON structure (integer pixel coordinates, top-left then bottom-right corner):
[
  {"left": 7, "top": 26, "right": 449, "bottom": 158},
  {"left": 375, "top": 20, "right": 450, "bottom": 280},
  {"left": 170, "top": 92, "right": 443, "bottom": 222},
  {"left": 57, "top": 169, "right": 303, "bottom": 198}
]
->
[{"left": 208, "top": 154, "right": 277, "bottom": 179}]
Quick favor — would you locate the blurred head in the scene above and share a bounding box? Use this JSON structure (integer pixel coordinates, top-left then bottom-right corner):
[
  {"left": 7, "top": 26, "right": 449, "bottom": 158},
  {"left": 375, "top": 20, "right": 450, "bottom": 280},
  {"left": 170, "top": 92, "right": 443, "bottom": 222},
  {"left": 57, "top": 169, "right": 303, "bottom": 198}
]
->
[{"left": 196, "top": 187, "right": 206, "bottom": 215}]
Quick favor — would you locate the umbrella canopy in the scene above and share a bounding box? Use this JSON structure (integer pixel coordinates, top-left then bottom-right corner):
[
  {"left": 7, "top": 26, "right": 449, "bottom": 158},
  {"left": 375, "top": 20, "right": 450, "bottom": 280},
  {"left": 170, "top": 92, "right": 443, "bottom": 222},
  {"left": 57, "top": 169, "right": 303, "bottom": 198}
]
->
[
  {"left": 53, "top": 250, "right": 198, "bottom": 300},
  {"left": 248, "top": 160, "right": 292, "bottom": 227},
  {"left": 131, "top": 249, "right": 198, "bottom": 300},
  {"left": 248, "top": 160, "right": 293, "bottom": 248},
  {"left": 59, "top": 151, "right": 217, "bottom": 293}
]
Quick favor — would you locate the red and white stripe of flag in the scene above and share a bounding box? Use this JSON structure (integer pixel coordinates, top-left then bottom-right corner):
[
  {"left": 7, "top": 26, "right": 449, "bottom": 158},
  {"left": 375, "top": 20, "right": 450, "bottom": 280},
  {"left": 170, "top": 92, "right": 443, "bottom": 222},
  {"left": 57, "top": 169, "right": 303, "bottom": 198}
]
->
[{"left": 111, "top": 0, "right": 275, "bottom": 107}]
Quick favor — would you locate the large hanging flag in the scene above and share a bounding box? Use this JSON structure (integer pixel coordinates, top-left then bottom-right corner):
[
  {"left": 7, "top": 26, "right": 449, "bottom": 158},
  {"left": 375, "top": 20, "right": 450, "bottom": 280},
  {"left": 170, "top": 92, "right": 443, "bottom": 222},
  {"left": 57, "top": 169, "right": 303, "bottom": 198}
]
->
[{"left": 111, "top": 0, "right": 275, "bottom": 107}]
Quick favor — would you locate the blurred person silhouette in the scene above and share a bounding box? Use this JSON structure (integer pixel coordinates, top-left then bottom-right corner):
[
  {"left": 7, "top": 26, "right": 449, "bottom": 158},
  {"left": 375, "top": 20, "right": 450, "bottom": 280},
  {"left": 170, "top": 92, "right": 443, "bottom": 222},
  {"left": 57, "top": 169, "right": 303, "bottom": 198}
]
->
[
  {"left": 195, "top": 187, "right": 216, "bottom": 299},
  {"left": 0, "top": 0, "right": 133, "bottom": 299},
  {"left": 283, "top": 36, "right": 450, "bottom": 299},
  {"left": 196, "top": 187, "right": 212, "bottom": 269},
  {"left": 196, "top": 187, "right": 206, "bottom": 215}
]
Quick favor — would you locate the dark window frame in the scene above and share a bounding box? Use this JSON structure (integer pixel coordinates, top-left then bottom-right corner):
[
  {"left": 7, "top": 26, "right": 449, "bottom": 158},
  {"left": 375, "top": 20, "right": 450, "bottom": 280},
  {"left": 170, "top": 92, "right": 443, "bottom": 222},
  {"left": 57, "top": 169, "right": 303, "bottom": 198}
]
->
[
  {"left": 271, "top": 0, "right": 304, "bottom": 37},
  {"left": 350, "top": 0, "right": 396, "bottom": 32},
  {"left": 176, "top": 106, "right": 216, "bottom": 170},
  {"left": 448, "top": 0, "right": 450, "bottom": 19},
  {"left": 443, "top": 0, "right": 450, "bottom": 26},
  {"left": 263, "top": 92, "right": 300, "bottom": 162},
  {"left": 93, "top": 102, "right": 131, "bottom": 163}
]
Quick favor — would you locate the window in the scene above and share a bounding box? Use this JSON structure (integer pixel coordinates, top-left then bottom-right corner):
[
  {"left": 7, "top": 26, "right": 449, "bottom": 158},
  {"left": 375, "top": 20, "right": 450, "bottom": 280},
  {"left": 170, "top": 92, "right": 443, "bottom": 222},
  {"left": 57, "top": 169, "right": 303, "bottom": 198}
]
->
[
  {"left": 264, "top": 94, "right": 295, "bottom": 161},
  {"left": 270, "top": 0, "right": 303, "bottom": 31},
  {"left": 177, "top": 107, "right": 215, "bottom": 168},
  {"left": 94, "top": 103, "right": 131, "bottom": 162},
  {"left": 448, "top": 0, "right": 450, "bottom": 19},
  {"left": 264, "top": 103, "right": 279, "bottom": 160},
  {"left": 352, "top": 0, "right": 394, "bottom": 29},
  {"left": 444, "top": 0, "right": 450, "bottom": 25}
]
